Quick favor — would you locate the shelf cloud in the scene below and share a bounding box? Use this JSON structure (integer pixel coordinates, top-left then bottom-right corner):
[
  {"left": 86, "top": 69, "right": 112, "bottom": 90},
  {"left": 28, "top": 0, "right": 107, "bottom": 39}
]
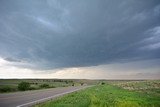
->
[{"left": 0, "top": 0, "right": 160, "bottom": 79}]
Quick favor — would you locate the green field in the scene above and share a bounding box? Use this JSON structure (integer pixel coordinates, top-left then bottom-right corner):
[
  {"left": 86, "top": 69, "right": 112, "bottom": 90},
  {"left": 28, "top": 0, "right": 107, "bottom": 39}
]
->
[{"left": 35, "top": 80, "right": 160, "bottom": 107}]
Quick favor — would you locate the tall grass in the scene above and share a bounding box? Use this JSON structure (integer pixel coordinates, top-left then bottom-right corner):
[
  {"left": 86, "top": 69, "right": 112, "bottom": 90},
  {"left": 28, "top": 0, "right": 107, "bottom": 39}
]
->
[{"left": 35, "top": 84, "right": 160, "bottom": 107}]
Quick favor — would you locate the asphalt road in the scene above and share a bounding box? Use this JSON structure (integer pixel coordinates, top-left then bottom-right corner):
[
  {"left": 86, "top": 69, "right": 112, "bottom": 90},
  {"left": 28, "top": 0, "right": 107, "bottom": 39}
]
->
[{"left": 0, "top": 86, "right": 90, "bottom": 107}]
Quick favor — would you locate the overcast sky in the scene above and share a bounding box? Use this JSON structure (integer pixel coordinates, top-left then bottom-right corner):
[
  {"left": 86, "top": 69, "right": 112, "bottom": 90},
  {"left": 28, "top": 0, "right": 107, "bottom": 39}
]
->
[{"left": 0, "top": 0, "right": 160, "bottom": 79}]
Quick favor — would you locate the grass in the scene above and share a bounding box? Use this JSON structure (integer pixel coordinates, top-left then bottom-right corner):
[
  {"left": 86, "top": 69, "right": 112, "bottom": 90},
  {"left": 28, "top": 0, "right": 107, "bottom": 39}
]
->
[
  {"left": 107, "top": 80, "right": 160, "bottom": 96},
  {"left": 0, "top": 85, "right": 17, "bottom": 92},
  {"left": 35, "top": 82, "right": 160, "bottom": 107}
]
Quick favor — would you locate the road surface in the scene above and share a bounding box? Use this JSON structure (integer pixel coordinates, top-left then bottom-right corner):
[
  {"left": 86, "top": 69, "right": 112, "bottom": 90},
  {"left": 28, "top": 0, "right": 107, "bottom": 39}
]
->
[{"left": 0, "top": 86, "right": 90, "bottom": 107}]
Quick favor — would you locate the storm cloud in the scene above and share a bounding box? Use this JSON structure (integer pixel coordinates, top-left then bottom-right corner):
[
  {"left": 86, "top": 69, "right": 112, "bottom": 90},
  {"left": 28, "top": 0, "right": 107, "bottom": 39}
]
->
[{"left": 0, "top": 0, "right": 160, "bottom": 70}]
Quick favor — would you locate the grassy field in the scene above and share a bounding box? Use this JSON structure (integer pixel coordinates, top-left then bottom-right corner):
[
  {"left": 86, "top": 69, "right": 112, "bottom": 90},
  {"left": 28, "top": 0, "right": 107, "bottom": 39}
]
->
[
  {"left": 0, "top": 79, "right": 96, "bottom": 93},
  {"left": 34, "top": 80, "right": 160, "bottom": 107}
]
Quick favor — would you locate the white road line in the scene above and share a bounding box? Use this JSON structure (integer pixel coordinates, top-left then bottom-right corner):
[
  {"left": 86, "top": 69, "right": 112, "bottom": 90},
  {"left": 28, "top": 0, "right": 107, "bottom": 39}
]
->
[{"left": 16, "top": 86, "right": 91, "bottom": 107}]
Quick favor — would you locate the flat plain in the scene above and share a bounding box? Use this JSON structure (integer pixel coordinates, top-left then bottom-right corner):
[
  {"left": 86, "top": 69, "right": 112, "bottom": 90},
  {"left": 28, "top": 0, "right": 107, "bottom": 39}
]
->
[
  {"left": 34, "top": 80, "right": 160, "bottom": 107},
  {"left": 0, "top": 79, "right": 160, "bottom": 107}
]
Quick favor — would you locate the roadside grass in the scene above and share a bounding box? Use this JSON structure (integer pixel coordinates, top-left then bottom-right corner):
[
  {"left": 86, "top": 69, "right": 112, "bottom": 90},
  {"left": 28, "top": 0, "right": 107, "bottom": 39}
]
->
[
  {"left": 34, "top": 84, "right": 160, "bottom": 107},
  {"left": 0, "top": 85, "right": 17, "bottom": 92}
]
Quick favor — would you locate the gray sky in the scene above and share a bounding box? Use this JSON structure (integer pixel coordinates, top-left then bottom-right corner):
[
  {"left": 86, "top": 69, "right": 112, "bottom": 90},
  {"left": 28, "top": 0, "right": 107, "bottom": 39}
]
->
[{"left": 0, "top": 0, "right": 160, "bottom": 79}]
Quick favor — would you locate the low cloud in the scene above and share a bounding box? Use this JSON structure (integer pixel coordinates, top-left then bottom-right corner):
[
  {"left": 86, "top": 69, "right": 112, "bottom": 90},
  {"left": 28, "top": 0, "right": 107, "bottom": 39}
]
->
[{"left": 0, "top": 58, "right": 159, "bottom": 79}]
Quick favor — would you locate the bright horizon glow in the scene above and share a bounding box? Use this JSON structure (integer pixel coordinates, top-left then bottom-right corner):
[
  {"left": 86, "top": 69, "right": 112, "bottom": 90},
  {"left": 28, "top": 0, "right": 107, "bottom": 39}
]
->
[{"left": 0, "top": 57, "right": 159, "bottom": 79}]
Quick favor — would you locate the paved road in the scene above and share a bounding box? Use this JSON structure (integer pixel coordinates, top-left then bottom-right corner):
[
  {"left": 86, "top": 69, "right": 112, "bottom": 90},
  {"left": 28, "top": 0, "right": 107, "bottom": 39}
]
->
[{"left": 0, "top": 86, "right": 90, "bottom": 107}]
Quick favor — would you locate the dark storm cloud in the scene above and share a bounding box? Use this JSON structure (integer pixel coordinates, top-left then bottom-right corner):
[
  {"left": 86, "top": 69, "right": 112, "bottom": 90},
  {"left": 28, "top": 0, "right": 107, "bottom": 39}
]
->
[{"left": 0, "top": 0, "right": 160, "bottom": 69}]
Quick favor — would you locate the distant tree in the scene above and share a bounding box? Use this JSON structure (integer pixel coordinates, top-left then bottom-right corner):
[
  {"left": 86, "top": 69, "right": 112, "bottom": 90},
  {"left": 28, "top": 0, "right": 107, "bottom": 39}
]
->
[
  {"left": 39, "top": 84, "right": 50, "bottom": 88},
  {"left": 0, "top": 86, "right": 14, "bottom": 92},
  {"left": 65, "top": 81, "right": 68, "bottom": 84},
  {"left": 80, "top": 83, "right": 84, "bottom": 86},
  {"left": 72, "top": 83, "right": 75, "bottom": 86},
  {"left": 18, "top": 82, "right": 30, "bottom": 91},
  {"left": 69, "top": 80, "right": 73, "bottom": 83},
  {"left": 101, "top": 82, "right": 105, "bottom": 85}
]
